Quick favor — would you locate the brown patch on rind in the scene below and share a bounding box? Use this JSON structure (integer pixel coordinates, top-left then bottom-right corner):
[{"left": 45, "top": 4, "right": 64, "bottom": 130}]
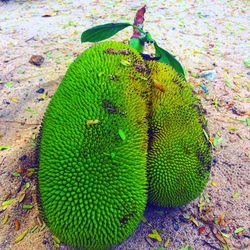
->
[
  {"left": 119, "top": 49, "right": 130, "bottom": 55},
  {"left": 105, "top": 48, "right": 118, "bottom": 54},
  {"left": 134, "top": 63, "right": 147, "bottom": 72},
  {"left": 120, "top": 212, "right": 136, "bottom": 225},
  {"left": 105, "top": 48, "right": 131, "bottom": 55},
  {"left": 102, "top": 100, "right": 125, "bottom": 115},
  {"left": 153, "top": 81, "right": 166, "bottom": 93}
]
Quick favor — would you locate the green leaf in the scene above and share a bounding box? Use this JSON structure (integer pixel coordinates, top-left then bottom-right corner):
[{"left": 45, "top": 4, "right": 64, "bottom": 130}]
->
[
  {"left": 14, "top": 230, "right": 28, "bottom": 243},
  {"left": 12, "top": 172, "right": 21, "bottom": 177},
  {"left": 2, "top": 213, "right": 9, "bottom": 225},
  {"left": 81, "top": 23, "right": 132, "bottom": 43},
  {"left": 246, "top": 118, "right": 250, "bottom": 126},
  {"left": 52, "top": 235, "right": 61, "bottom": 244},
  {"left": 154, "top": 42, "right": 185, "bottom": 77},
  {"left": 39, "top": 223, "right": 46, "bottom": 232},
  {"left": 232, "top": 191, "right": 240, "bottom": 198},
  {"left": 0, "top": 145, "right": 11, "bottom": 151},
  {"left": 221, "top": 232, "right": 230, "bottom": 238},
  {"left": 164, "top": 237, "right": 170, "bottom": 247},
  {"left": 212, "top": 135, "right": 223, "bottom": 147},
  {"left": 213, "top": 137, "right": 218, "bottom": 146},
  {"left": 47, "top": 51, "right": 52, "bottom": 59},
  {"left": 2, "top": 198, "right": 15, "bottom": 206},
  {"left": 129, "top": 38, "right": 144, "bottom": 53},
  {"left": 24, "top": 107, "right": 37, "bottom": 115},
  {"left": 243, "top": 59, "right": 250, "bottom": 68},
  {"left": 30, "top": 225, "right": 38, "bottom": 233},
  {"left": 203, "top": 129, "right": 209, "bottom": 141},
  {"left": 234, "top": 227, "right": 245, "bottom": 234},
  {"left": 24, "top": 182, "right": 30, "bottom": 190},
  {"left": 236, "top": 117, "right": 246, "bottom": 122},
  {"left": 5, "top": 82, "right": 13, "bottom": 88},
  {"left": 120, "top": 59, "right": 131, "bottom": 67},
  {"left": 136, "top": 74, "right": 147, "bottom": 81},
  {"left": 217, "top": 137, "right": 223, "bottom": 144},
  {"left": 22, "top": 204, "right": 33, "bottom": 209},
  {"left": 148, "top": 229, "right": 162, "bottom": 242},
  {"left": 118, "top": 129, "right": 126, "bottom": 141},
  {"left": 221, "top": 243, "right": 230, "bottom": 250}
]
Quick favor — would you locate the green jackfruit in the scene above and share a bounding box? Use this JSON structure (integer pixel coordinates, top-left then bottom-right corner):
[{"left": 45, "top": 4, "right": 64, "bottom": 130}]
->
[
  {"left": 38, "top": 39, "right": 212, "bottom": 249},
  {"left": 146, "top": 61, "right": 212, "bottom": 207},
  {"left": 38, "top": 41, "right": 150, "bottom": 249}
]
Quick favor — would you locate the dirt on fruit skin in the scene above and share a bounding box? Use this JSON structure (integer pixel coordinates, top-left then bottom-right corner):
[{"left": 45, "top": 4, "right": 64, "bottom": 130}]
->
[{"left": 0, "top": 1, "right": 249, "bottom": 250}]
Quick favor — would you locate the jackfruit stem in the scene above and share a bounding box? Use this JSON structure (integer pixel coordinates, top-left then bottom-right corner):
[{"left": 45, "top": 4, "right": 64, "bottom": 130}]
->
[
  {"left": 129, "top": 6, "right": 146, "bottom": 53},
  {"left": 131, "top": 5, "right": 146, "bottom": 39}
]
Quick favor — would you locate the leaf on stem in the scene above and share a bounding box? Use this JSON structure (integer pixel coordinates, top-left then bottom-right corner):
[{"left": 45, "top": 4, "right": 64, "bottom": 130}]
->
[
  {"left": 154, "top": 42, "right": 185, "bottom": 77},
  {"left": 81, "top": 23, "right": 132, "bottom": 43}
]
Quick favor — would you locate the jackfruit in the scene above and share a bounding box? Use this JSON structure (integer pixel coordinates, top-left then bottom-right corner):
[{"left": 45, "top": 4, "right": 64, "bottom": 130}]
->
[
  {"left": 37, "top": 41, "right": 149, "bottom": 249},
  {"left": 146, "top": 61, "right": 212, "bottom": 207}
]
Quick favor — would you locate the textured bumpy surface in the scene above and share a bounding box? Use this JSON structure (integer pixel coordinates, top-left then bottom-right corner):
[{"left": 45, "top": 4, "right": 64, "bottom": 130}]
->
[
  {"left": 38, "top": 40, "right": 212, "bottom": 249},
  {"left": 38, "top": 41, "right": 149, "bottom": 249},
  {"left": 146, "top": 61, "right": 212, "bottom": 207}
]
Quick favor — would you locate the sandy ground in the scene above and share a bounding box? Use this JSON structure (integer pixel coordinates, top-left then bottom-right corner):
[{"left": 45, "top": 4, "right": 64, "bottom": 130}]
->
[{"left": 0, "top": 0, "right": 249, "bottom": 250}]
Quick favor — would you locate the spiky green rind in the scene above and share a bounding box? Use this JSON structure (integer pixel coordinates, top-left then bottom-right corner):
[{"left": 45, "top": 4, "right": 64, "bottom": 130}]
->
[
  {"left": 146, "top": 61, "right": 212, "bottom": 207},
  {"left": 38, "top": 41, "right": 149, "bottom": 249}
]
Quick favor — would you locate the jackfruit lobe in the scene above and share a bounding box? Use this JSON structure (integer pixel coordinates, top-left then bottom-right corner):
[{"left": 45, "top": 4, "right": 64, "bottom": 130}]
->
[{"left": 38, "top": 41, "right": 149, "bottom": 249}]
